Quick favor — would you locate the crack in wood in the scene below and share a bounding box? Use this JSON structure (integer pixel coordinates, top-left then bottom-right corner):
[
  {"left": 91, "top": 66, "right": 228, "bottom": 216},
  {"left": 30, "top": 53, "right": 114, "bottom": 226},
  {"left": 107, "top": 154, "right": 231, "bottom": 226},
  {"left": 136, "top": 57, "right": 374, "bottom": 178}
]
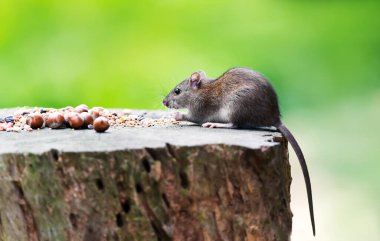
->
[{"left": 12, "top": 180, "right": 40, "bottom": 241}]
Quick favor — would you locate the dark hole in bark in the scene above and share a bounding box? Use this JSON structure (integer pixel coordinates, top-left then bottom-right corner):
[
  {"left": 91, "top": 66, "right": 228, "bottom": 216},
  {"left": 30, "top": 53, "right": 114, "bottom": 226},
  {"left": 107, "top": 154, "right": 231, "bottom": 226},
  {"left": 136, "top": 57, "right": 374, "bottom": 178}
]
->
[
  {"left": 13, "top": 181, "right": 24, "bottom": 197},
  {"left": 116, "top": 180, "right": 124, "bottom": 190},
  {"left": 165, "top": 143, "right": 177, "bottom": 159},
  {"left": 283, "top": 198, "right": 287, "bottom": 207},
  {"left": 179, "top": 171, "right": 189, "bottom": 189},
  {"left": 121, "top": 199, "right": 131, "bottom": 213},
  {"left": 69, "top": 213, "right": 78, "bottom": 229},
  {"left": 151, "top": 222, "right": 160, "bottom": 237},
  {"left": 135, "top": 183, "right": 143, "bottom": 193},
  {"left": 150, "top": 221, "right": 169, "bottom": 241},
  {"left": 145, "top": 148, "right": 159, "bottom": 160},
  {"left": 142, "top": 157, "right": 151, "bottom": 173},
  {"left": 162, "top": 193, "right": 170, "bottom": 208},
  {"left": 96, "top": 178, "right": 104, "bottom": 190},
  {"left": 51, "top": 149, "right": 59, "bottom": 161},
  {"left": 116, "top": 213, "right": 124, "bottom": 227}
]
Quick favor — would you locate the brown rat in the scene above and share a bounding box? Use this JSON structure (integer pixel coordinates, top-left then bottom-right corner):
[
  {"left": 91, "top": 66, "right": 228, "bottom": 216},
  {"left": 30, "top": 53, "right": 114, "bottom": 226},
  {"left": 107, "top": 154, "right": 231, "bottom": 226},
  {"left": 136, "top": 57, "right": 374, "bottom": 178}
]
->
[{"left": 163, "top": 67, "right": 315, "bottom": 236}]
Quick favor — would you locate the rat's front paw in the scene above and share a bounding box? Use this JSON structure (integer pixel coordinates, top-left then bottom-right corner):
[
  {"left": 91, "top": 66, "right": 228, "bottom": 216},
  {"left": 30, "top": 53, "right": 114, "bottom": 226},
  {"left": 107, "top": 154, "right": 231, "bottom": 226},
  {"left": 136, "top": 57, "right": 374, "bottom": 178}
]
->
[{"left": 174, "top": 112, "right": 184, "bottom": 121}]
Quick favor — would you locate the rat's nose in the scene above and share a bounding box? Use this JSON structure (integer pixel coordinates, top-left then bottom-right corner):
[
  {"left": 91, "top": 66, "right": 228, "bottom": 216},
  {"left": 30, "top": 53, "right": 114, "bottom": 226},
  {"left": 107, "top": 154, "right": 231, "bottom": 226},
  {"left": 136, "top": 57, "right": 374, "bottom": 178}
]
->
[{"left": 162, "top": 99, "right": 168, "bottom": 107}]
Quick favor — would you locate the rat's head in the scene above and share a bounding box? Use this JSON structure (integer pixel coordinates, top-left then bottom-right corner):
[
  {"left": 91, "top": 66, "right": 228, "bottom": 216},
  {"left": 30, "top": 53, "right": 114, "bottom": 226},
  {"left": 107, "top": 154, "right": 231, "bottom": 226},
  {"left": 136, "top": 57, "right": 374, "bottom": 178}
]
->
[{"left": 163, "top": 71, "right": 207, "bottom": 109}]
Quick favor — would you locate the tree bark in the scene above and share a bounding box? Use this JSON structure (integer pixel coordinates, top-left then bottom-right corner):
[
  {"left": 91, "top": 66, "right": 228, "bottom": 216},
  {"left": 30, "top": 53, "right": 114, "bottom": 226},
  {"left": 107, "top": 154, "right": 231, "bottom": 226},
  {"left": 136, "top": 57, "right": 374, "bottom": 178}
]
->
[{"left": 0, "top": 109, "right": 292, "bottom": 241}]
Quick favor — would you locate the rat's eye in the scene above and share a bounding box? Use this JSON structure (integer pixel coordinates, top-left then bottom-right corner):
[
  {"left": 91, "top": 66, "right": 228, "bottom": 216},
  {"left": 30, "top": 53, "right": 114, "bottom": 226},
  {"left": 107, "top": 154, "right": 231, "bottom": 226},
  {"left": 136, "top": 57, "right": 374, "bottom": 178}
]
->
[{"left": 174, "top": 88, "right": 181, "bottom": 95}]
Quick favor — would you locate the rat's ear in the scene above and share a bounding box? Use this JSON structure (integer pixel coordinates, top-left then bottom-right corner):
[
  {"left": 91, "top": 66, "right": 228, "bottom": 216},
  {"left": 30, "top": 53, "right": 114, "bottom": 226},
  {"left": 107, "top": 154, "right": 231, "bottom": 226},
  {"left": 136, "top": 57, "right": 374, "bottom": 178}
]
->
[{"left": 189, "top": 71, "right": 207, "bottom": 89}]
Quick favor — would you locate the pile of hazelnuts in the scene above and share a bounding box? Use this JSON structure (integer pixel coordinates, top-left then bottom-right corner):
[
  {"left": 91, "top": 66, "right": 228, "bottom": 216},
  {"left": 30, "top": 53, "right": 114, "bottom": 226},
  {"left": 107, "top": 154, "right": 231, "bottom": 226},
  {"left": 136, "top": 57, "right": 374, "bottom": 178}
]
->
[
  {"left": 1, "top": 105, "right": 180, "bottom": 132},
  {"left": 25, "top": 105, "right": 109, "bottom": 133}
]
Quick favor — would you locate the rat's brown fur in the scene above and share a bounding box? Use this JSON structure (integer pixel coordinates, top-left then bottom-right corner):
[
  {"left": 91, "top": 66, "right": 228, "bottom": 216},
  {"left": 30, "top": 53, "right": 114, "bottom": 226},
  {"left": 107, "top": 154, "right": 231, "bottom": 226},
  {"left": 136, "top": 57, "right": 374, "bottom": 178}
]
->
[
  {"left": 163, "top": 67, "right": 316, "bottom": 236},
  {"left": 164, "top": 68, "right": 280, "bottom": 126}
]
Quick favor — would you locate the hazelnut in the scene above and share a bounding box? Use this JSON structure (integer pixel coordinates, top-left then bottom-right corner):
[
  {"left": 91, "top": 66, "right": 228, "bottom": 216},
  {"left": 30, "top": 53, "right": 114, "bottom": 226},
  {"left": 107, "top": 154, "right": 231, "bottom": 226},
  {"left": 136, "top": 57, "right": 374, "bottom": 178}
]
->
[
  {"left": 45, "top": 112, "right": 65, "bottom": 129},
  {"left": 61, "top": 106, "right": 75, "bottom": 112},
  {"left": 89, "top": 107, "right": 104, "bottom": 119},
  {"left": 65, "top": 112, "right": 84, "bottom": 129},
  {"left": 93, "top": 117, "right": 110, "bottom": 133},
  {"left": 26, "top": 113, "right": 44, "bottom": 129},
  {"left": 80, "top": 112, "right": 94, "bottom": 128},
  {"left": 75, "top": 104, "right": 89, "bottom": 113}
]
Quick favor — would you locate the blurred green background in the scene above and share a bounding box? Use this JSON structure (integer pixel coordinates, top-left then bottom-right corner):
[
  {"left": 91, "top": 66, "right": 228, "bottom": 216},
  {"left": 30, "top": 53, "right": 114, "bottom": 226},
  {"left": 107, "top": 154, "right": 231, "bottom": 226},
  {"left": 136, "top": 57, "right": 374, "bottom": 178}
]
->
[{"left": 1, "top": 0, "right": 379, "bottom": 240}]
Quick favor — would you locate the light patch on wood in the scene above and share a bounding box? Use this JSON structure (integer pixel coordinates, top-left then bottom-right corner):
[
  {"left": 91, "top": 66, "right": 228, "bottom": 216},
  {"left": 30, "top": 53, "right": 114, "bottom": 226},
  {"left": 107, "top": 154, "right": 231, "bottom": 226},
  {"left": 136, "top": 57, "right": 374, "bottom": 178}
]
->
[{"left": 149, "top": 161, "right": 162, "bottom": 182}]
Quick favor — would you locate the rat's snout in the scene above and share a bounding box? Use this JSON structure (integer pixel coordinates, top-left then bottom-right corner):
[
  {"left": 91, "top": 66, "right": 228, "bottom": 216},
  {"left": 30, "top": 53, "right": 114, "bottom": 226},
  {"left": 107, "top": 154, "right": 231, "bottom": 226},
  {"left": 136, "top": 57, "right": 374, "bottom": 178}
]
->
[{"left": 162, "top": 98, "right": 169, "bottom": 107}]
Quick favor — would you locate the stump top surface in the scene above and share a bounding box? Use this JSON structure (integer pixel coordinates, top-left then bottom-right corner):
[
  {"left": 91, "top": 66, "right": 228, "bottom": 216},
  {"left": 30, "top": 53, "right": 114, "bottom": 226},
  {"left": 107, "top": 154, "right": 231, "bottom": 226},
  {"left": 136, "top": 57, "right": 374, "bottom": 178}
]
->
[{"left": 0, "top": 108, "right": 282, "bottom": 154}]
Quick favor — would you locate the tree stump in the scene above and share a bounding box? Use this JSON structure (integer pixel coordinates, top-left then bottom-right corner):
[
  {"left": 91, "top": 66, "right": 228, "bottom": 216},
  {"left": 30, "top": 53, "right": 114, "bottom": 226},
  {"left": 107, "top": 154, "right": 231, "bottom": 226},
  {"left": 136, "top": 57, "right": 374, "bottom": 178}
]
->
[{"left": 0, "top": 109, "right": 292, "bottom": 241}]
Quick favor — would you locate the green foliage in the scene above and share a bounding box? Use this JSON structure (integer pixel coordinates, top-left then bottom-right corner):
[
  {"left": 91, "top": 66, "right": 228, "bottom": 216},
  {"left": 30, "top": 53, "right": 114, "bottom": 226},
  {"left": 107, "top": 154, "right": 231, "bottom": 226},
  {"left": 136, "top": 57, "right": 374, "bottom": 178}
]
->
[
  {"left": 0, "top": 0, "right": 379, "bottom": 109},
  {"left": 1, "top": 2, "right": 380, "bottom": 239}
]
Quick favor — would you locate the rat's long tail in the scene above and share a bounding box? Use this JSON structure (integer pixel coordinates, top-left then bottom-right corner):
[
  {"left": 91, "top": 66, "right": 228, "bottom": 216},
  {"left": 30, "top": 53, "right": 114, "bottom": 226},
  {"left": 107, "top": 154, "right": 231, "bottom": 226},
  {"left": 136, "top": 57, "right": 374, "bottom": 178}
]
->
[{"left": 277, "top": 122, "right": 315, "bottom": 236}]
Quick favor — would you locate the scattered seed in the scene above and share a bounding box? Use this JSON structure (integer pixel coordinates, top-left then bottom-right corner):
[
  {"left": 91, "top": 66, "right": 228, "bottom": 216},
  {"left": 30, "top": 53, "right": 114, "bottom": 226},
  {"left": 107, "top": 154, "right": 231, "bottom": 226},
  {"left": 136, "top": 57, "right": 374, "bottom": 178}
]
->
[
  {"left": 7, "top": 126, "right": 22, "bottom": 132},
  {"left": 0, "top": 106, "right": 179, "bottom": 132},
  {"left": 5, "top": 116, "right": 14, "bottom": 123}
]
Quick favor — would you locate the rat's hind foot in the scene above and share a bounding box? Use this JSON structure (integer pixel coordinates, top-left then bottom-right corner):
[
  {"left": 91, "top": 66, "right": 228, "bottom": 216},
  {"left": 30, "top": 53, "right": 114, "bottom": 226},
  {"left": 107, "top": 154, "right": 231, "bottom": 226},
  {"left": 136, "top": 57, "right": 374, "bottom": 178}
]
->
[{"left": 201, "top": 122, "right": 236, "bottom": 129}]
